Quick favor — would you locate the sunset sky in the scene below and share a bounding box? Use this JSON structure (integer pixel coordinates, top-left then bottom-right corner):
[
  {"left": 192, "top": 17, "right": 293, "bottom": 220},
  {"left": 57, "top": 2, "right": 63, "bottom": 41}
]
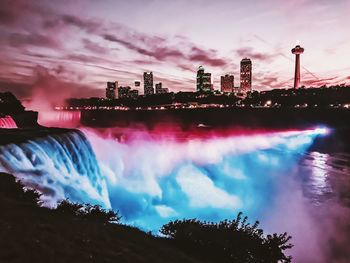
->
[{"left": 0, "top": 0, "right": 349, "bottom": 99}]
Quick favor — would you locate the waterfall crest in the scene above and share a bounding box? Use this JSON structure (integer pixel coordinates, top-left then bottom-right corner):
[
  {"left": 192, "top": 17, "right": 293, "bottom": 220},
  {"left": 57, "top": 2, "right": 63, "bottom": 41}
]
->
[
  {"left": 0, "top": 115, "right": 17, "bottom": 129},
  {"left": 0, "top": 130, "right": 110, "bottom": 208}
]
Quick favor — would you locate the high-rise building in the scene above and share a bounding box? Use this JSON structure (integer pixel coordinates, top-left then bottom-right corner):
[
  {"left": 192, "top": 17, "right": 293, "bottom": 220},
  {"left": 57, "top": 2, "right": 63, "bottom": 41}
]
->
[
  {"left": 155, "top": 82, "right": 169, "bottom": 94},
  {"left": 143, "top": 72, "right": 154, "bottom": 95},
  {"left": 221, "top": 74, "right": 234, "bottom": 93},
  {"left": 128, "top": 89, "right": 139, "bottom": 99},
  {"left": 118, "top": 86, "right": 139, "bottom": 99},
  {"left": 196, "top": 66, "right": 212, "bottom": 92},
  {"left": 106, "top": 81, "right": 117, "bottom": 99},
  {"left": 118, "top": 86, "right": 131, "bottom": 99},
  {"left": 240, "top": 58, "right": 252, "bottom": 92},
  {"left": 134, "top": 80, "right": 141, "bottom": 97},
  {"left": 155, "top": 82, "right": 162, "bottom": 94},
  {"left": 291, "top": 45, "right": 304, "bottom": 89}
]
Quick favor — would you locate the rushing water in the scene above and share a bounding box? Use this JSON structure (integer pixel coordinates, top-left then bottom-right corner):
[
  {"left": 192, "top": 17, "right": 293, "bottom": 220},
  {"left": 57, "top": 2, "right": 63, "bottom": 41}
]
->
[
  {"left": 0, "top": 115, "right": 17, "bottom": 128},
  {"left": 260, "top": 149, "right": 350, "bottom": 262},
  {"left": 81, "top": 126, "right": 350, "bottom": 262},
  {"left": 0, "top": 130, "right": 109, "bottom": 207},
  {"left": 2, "top": 110, "right": 350, "bottom": 262}
]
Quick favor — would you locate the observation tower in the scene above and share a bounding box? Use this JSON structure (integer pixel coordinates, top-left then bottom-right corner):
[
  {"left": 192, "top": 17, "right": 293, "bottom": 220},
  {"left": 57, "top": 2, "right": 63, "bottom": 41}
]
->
[{"left": 291, "top": 45, "right": 304, "bottom": 89}]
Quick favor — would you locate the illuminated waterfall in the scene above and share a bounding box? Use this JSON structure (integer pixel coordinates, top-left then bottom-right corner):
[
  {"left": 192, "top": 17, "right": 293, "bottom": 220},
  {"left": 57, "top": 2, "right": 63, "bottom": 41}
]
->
[
  {"left": 38, "top": 111, "right": 82, "bottom": 128},
  {"left": 0, "top": 130, "right": 110, "bottom": 208},
  {"left": 0, "top": 127, "right": 325, "bottom": 230},
  {"left": 0, "top": 115, "right": 17, "bottom": 129},
  {"left": 84, "top": 128, "right": 322, "bottom": 230}
]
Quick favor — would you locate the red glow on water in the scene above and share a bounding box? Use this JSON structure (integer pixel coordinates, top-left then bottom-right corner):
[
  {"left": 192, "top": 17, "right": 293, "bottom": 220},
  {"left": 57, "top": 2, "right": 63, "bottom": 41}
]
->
[
  {"left": 37, "top": 110, "right": 329, "bottom": 142},
  {"left": 38, "top": 111, "right": 81, "bottom": 127},
  {"left": 84, "top": 123, "right": 326, "bottom": 144},
  {"left": 0, "top": 115, "right": 18, "bottom": 129}
]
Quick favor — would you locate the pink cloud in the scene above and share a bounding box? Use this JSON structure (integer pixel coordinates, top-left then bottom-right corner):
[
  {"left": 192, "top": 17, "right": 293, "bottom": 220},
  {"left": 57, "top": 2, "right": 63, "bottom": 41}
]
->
[
  {"left": 8, "top": 33, "right": 61, "bottom": 49},
  {"left": 188, "top": 47, "right": 227, "bottom": 67},
  {"left": 82, "top": 39, "right": 108, "bottom": 54},
  {"left": 236, "top": 47, "right": 276, "bottom": 61},
  {"left": 302, "top": 77, "right": 338, "bottom": 87}
]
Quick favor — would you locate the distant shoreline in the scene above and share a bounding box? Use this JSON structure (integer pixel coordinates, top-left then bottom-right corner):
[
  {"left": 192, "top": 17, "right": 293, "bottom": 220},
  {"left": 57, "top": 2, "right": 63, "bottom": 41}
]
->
[{"left": 79, "top": 107, "right": 350, "bottom": 130}]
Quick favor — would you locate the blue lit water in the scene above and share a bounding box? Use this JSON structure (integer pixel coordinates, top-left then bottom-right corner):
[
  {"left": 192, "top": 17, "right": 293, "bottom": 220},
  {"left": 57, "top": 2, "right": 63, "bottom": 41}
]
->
[{"left": 0, "top": 125, "right": 349, "bottom": 262}]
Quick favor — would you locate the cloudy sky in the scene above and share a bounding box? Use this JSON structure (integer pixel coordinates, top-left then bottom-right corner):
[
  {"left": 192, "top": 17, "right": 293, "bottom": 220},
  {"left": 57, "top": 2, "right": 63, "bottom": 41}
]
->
[{"left": 0, "top": 0, "right": 349, "bottom": 98}]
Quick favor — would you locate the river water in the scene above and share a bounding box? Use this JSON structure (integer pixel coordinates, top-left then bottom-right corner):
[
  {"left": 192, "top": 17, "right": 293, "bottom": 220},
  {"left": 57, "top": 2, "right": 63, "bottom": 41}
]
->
[
  {"left": 264, "top": 150, "right": 350, "bottom": 262},
  {"left": 40, "top": 111, "right": 350, "bottom": 263}
]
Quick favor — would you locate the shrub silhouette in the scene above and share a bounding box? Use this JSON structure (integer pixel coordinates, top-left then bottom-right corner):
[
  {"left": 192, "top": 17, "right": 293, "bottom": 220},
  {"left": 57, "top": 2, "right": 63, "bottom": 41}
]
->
[
  {"left": 0, "top": 174, "right": 41, "bottom": 207},
  {"left": 0, "top": 174, "right": 121, "bottom": 224},
  {"left": 79, "top": 203, "right": 121, "bottom": 222},
  {"left": 0, "top": 173, "right": 205, "bottom": 263},
  {"left": 55, "top": 200, "right": 84, "bottom": 215},
  {"left": 56, "top": 200, "right": 121, "bottom": 223},
  {"left": 1, "top": 173, "right": 295, "bottom": 262},
  {"left": 160, "top": 212, "right": 292, "bottom": 263}
]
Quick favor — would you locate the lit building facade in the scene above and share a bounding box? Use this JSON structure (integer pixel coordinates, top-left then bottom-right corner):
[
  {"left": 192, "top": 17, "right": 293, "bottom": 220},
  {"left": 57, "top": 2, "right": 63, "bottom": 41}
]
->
[
  {"left": 196, "top": 66, "right": 212, "bottom": 92},
  {"left": 118, "top": 86, "right": 139, "bottom": 99},
  {"left": 240, "top": 58, "right": 252, "bottom": 92},
  {"left": 220, "top": 74, "right": 234, "bottom": 93},
  {"left": 155, "top": 82, "right": 162, "bottom": 94},
  {"left": 106, "top": 81, "right": 117, "bottom": 99},
  {"left": 118, "top": 86, "right": 131, "bottom": 99},
  {"left": 143, "top": 72, "right": 154, "bottom": 95},
  {"left": 155, "top": 82, "right": 169, "bottom": 94}
]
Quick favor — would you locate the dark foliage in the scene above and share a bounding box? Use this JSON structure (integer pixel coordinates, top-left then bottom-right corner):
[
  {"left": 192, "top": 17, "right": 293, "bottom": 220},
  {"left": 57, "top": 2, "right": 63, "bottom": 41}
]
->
[
  {"left": 1, "top": 173, "right": 294, "bottom": 262},
  {"left": 66, "top": 85, "right": 350, "bottom": 109},
  {"left": 56, "top": 200, "right": 121, "bottom": 223},
  {"left": 243, "top": 85, "right": 350, "bottom": 108},
  {"left": 0, "top": 173, "right": 202, "bottom": 262},
  {"left": 0, "top": 173, "right": 121, "bottom": 224},
  {"left": 67, "top": 92, "right": 239, "bottom": 108},
  {"left": 0, "top": 173, "right": 41, "bottom": 206},
  {"left": 0, "top": 92, "right": 25, "bottom": 114},
  {"left": 160, "top": 212, "right": 293, "bottom": 263}
]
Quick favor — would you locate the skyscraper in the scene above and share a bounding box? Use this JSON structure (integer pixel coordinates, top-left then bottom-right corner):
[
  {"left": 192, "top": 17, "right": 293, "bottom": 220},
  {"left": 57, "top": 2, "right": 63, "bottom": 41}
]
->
[
  {"left": 240, "top": 58, "right": 252, "bottom": 92},
  {"left": 106, "top": 81, "right": 117, "bottom": 99},
  {"left": 221, "top": 74, "right": 234, "bottom": 93},
  {"left": 143, "top": 72, "right": 154, "bottom": 95},
  {"left": 196, "top": 66, "right": 212, "bottom": 92}
]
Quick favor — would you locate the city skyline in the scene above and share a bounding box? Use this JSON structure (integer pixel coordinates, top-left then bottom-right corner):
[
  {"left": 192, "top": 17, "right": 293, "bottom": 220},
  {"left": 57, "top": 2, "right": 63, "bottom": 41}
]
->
[
  {"left": 112, "top": 58, "right": 250, "bottom": 98},
  {"left": 0, "top": 0, "right": 349, "bottom": 100}
]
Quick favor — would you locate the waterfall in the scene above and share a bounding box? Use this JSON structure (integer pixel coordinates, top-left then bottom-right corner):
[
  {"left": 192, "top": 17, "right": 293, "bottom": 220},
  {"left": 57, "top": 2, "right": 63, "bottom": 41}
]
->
[
  {"left": 38, "top": 111, "right": 81, "bottom": 127},
  {"left": 0, "top": 115, "right": 18, "bottom": 129},
  {"left": 83, "top": 128, "right": 323, "bottom": 230},
  {"left": 0, "top": 126, "right": 335, "bottom": 261},
  {"left": 0, "top": 129, "right": 110, "bottom": 208},
  {"left": 0, "top": 126, "right": 325, "bottom": 231}
]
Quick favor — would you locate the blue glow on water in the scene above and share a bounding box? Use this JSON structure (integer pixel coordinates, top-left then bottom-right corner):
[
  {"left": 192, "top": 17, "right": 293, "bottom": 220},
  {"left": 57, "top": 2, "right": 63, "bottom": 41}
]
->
[
  {"left": 0, "top": 128, "right": 324, "bottom": 231},
  {"left": 0, "top": 130, "right": 110, "bottom": 208},
  {"left": 85, "top": 128, "right": 321, "bottom": 230}
]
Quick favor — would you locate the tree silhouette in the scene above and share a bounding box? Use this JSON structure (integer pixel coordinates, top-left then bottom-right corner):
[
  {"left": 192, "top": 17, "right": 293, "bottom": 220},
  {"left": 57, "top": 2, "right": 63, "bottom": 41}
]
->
[
  {"left": 160, "top": 212, "right": 292, "bottom": 263},
  {"left": 56, "top": 200, "right": 121, "bottom": 223}
]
